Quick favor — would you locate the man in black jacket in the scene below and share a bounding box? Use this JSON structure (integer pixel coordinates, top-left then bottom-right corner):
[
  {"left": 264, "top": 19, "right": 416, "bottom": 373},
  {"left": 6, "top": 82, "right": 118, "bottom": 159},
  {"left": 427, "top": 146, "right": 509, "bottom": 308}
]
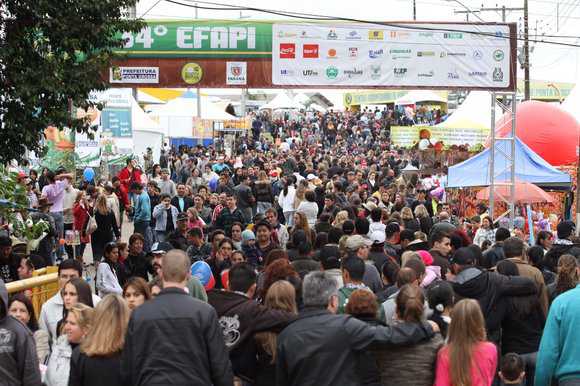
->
[
  {"left": 215, "top": 194, "right": 246, "bottom": 237},
  {"left": 448, "top": 247, "right": 538, "bottom": 343},
  {"left": 276, "top": 271, "right": 437, "bottom": 386},
  {"left": 121, "top": 250, "right": 232, "bottom": 386},
  {"left": 544, "top": 220, "right": 580, "bottom": 272},
  {"left": 208, "top": 263, "right": 294, "bottom": 382},
  {"left": 170, "top": 183, "right": 194, "bottom": 213},
  {"left": 480, "top": 227, "right": 510, "bottom": 269}
]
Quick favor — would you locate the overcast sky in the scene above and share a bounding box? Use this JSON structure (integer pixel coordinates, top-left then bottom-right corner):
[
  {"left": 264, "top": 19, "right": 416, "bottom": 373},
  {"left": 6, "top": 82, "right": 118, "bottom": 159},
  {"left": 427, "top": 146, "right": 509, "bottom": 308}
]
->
[{"left": 135, "top": 0, "right": 580, "bottom": 83}]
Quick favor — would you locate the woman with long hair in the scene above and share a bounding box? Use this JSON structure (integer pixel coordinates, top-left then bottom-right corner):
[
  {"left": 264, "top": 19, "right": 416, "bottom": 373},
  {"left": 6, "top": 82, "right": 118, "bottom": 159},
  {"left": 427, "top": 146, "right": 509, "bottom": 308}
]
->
[
  {"left": 414, "top": 204, "right": 433, "bottom": 235},
  {"left": 96, "top": 242, "right": 123, "bottom": 296},
  {"left": 9, "top": 293, "right": 50, "bottom": 363},
  {"left": 90, "top": 194, "right": 120, "bottom": 262},
  {"left": 123, "top": 277, "right": 151, "bottom": 311},
  {"left": 331, "top": 210, "right": 349, "bottom": 230},
  {"left": 290, "top": 212, "right": 316, "bottom": 246},
  {"left": 547, "top": 254, "right": 578, "bottom": 303},
  {"left": 473, "top": 217, "right": 495, "bottom": 247},
  {"left": 373, "top": 285, "right": 444, "bottom": 386},
  {"left": 57, "top": 278, "right": 94, "bottom": 338},
  {"left": 400, "top": 207, "right": 420, "bottom": 233},
  {"left": 278, "top": 176, "right": 296, "bottom": 227},
  {"left": 434, "top": 299, "right": 498, "bottom": 386},
  {"left": 254, "top": 281, "right": 298, "bottom": 386},
  {"left": 45, "top": 304, "right": 94, "bottom": 386},
  {"left": 68, "top": 294, "right": 130, "bottom": 386}
]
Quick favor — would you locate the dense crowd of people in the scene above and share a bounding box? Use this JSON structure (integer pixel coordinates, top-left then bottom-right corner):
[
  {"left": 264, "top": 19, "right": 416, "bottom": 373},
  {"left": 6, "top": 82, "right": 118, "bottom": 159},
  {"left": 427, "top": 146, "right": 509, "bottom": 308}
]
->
[{"left": 1, "top": 107, "right": 579, "bottom": 386}]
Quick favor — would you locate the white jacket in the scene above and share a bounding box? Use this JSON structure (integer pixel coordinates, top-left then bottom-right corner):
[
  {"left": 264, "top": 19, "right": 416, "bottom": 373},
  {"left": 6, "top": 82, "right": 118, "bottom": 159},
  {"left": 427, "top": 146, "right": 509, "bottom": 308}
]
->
[
  {"left": 296, "top": 201, "right": 319, "bottom": 227},
  {"left": 278, "top": 186, "right": 296, "bottom": 212},
  {"left": 96, "top": 261, "right": 123, "bottom": 296},
  {"left": 44, "top": 335, "right": 72, "bottom": 386},
  {"left": 39, "top": 292, "right": 101, "bottom": 346}
]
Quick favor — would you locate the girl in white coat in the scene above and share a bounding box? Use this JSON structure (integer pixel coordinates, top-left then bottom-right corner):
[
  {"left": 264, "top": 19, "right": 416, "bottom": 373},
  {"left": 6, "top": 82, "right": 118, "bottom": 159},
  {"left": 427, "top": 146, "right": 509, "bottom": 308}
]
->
[
  {"left": 96, "top": 242, "right": 123, "bottom": 296},
  {"left": 45, "top": 304, "right": 94, "bottom": 386},
  {"left": 278, "top": 177, "right": 296, "bottom": 227}
]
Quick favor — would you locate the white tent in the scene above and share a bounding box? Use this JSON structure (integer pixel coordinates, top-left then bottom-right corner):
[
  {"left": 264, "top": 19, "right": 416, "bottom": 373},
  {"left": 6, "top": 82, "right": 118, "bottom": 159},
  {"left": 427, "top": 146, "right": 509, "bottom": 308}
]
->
[
  {"left": 395, "top": 90, "right": 446, "bottom": 106},
  {"left": 152, "top": 90, "right": 236, "bottom": 138},
  {"left": 562, "top": 81, "right": 580, "bottom": 124},
  {"left": 309, "top": 103, "right": 327, "bottom": 113},
  {"left": 130, "top": 96, "right": 165, "bottom": 163},
  {"left": 260, "top": 92, "right": 303, "bottom": 110},
  {"left": 436, "top": 91, "right": 501, "bottom": 131},
  {"left": 293, "top": 93, "right": 310, "bottom": 106}
]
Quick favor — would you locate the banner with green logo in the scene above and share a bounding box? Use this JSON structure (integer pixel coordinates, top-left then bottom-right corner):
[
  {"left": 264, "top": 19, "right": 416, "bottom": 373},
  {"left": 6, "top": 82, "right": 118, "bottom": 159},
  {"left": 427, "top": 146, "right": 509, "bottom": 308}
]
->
[{"left": 115, "top": 20, "right": 272, "bottom": 58}]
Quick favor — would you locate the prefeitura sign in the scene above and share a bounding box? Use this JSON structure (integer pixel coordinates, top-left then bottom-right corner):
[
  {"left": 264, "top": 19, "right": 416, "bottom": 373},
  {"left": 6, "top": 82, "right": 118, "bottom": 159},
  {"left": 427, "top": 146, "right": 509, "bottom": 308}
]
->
[
  {"left": 111, "top": 20, "right": 516, "bottom": 90},
  {"left": 271, "top": 23, "right": 513, "bottom": 88}
]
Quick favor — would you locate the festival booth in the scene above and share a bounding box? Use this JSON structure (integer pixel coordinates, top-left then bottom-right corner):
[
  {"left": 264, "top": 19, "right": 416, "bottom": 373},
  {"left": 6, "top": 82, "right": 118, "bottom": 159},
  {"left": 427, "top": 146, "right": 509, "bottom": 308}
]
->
[
  {"left": 152, "top": 89, "right": 238, "bottom": 147},
  {"left": 447, "top": 137, "right": 572, "bottom": 218},
  {"left": 259, "top": 92, "right": 304, "bottom": 121}
]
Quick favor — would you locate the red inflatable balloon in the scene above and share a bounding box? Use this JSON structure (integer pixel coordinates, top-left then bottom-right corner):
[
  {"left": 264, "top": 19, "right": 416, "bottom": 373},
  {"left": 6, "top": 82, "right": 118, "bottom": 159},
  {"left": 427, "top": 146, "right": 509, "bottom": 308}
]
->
[{"left": 491, "top": 101, "right": 579, "bottom": 166}]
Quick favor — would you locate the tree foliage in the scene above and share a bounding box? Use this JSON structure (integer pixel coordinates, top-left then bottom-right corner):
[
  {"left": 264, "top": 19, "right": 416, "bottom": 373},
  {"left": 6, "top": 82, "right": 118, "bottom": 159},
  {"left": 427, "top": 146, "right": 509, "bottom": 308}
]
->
[{"left": 0, "top": 0, "right": 144, "bottom": 163}]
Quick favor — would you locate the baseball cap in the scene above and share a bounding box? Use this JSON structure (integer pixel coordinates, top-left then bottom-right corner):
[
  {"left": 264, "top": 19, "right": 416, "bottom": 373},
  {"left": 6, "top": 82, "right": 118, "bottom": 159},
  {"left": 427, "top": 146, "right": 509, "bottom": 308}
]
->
[
  {"left": 241, "top": 229, "right": 256, "bottom": 242},
  {"left": 449, "top": 247, "right": 475, "bottom": 266},
  {"left": 151, "top": 242, "right": 173, "bottom": 254},
  {"left": 345, "top": 235, "right": 373, "bottom": 251},
  {"left": 176, "top": 212, "right": 188, "bottom": 222},
  {"left": 306, "top": 173, "right": 317, "bottom": 180},
  {"left": 369, "top": 230, "right": 386, "bottom": 245},
  {"left": 557, "top": 220, "right": 576, "bottom": 239}
]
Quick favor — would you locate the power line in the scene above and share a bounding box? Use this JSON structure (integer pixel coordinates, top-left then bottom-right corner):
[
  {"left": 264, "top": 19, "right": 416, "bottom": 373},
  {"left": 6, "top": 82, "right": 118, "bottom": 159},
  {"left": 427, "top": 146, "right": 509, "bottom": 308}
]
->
[{"left": 157, "top": 0, "right": 580, "bottom": 47}]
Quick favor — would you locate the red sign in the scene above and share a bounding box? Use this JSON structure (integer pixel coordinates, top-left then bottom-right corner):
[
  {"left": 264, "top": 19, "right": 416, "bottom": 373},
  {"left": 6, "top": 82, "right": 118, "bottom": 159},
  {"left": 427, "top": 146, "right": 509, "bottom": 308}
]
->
[
  {"left": 303, "top": 44, "right": 319, "bottom": 58},
  {"left": 279, "top": 43, "right": 296, "bottom": 59}
]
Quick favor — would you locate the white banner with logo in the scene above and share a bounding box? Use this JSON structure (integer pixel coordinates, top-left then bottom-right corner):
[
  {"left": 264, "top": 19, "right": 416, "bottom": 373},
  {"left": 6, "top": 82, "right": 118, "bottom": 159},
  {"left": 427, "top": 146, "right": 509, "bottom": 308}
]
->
[
  {"left": 109, "top": 66, "right": 159, "bottom": 84},
  {"left": 272, "top": 23, "right": 511, "bottom": 88},
  {"left": 226, "top": 62, "right": 247, "bottom": 85}
]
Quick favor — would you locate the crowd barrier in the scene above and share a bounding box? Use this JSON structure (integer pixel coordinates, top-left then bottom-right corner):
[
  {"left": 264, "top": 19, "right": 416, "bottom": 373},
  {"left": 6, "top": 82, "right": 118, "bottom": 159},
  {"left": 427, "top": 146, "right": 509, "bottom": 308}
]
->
[{"left": 6, "top": 266, "right": 59, "bottom": 318}]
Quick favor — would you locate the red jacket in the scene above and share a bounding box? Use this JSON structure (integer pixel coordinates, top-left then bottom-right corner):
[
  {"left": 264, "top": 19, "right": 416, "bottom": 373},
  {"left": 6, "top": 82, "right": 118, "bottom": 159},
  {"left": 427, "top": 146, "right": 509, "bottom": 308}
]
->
[
  {"left": 73, "top": 202, "right": 90, "bottom": 243},
  {"left": 118, "top": 167, "right": 142, "bottom": 191}
]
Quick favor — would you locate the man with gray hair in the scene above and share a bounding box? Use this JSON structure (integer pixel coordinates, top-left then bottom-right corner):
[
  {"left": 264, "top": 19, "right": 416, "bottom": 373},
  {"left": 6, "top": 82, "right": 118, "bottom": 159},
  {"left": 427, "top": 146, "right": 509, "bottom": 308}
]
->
[{"left": 276, "top": 271, "right": 437, "bottom": 386}]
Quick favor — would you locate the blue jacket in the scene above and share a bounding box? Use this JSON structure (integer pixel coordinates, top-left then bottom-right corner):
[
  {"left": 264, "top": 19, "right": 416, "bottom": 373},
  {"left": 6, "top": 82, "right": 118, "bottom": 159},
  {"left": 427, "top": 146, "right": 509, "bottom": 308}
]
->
[
  {"left": 133, "top": 191, "right": 151, "bottom": 223},
  {"left": 535, "top": 284, "right": 580, "bottom": 385}
]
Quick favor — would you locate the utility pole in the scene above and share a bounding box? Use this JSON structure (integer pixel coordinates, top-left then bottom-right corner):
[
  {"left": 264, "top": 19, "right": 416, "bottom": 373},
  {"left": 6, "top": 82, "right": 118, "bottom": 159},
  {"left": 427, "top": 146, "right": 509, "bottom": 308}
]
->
[
  {"left": 479, "top": 4, "right": 530, "bottom": 100},
  {"left": 453, "top": 9, "right": 475, "bottom": 22},
  {"left": 523, "top": 0, "right": 530, "bottom": 100},
  {"left": 195, "top": 4, "right": 202, "bottom": 126},
  {"left": 413, "top": 0, "right": 417, "bottom": 20}
]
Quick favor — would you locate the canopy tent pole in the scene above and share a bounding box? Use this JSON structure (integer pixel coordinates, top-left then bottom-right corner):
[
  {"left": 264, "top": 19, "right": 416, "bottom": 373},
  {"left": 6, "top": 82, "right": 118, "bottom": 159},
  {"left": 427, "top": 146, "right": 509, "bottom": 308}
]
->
[{"left": 489, "top": 93, "right": 496, "bottom": 220}]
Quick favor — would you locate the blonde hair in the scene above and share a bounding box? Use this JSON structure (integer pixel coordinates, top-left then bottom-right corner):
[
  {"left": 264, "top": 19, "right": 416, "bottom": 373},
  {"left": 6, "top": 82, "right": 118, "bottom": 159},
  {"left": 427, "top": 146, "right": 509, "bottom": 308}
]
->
[
  {"left": 81, "top": 294, "right": 130, "bottom": 356},
  {"left": 414, "top": 204, "right": 429, "bottom": 219},
  {"left": 447, "top": 299, "right": 487, "bottom": 386},
  {"left": 255, "top": 281, "right": 297, "bottom": 363},
  {"left": 401, "top": 251, "right": 420, "bottom": 267},
  {"left": 95, "top": 194, "right": 109, "bottom": 216},
  {"left": 401, "top": 207, "right": 414, "bottom": 221},
  {"left": 187, "top": 207, "right": 199, "bottom": 220},
  {"left": 68, "top": 303, "right": 94, "bottom": 337},
  {"left": 332, "top": 210, "right": 349, "bottom": 228}
]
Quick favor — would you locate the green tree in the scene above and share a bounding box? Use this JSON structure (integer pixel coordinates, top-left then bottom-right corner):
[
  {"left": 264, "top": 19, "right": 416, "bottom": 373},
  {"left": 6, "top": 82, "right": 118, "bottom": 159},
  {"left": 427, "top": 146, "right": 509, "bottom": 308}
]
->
[{"left": 0, "top": 0, "right": 143, "bottom": 163}]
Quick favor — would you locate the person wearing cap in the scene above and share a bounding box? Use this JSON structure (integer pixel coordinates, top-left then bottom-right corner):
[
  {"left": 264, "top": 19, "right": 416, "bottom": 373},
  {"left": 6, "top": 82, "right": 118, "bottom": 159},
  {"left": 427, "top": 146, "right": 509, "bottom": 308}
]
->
[
  {"left": 319, "top": 245, "right": 343, "bottom": 288},
  {"left": 368, "top": 230, "right": 389, "bottom": 275},
  {"left": 345, "top": 235, "right": 383, "bottom": 293},
  {"left": 240, "top": 230, "right": 259, "bottom": 267},
  {"left": 167, "top": 212, "right": 190, "bottom": 251},
  {"left": 449, "top": 247, "right": 537, "bottom": 344},
  {"left": 544, "top": 220, "right": 580, "bottom": 273}
]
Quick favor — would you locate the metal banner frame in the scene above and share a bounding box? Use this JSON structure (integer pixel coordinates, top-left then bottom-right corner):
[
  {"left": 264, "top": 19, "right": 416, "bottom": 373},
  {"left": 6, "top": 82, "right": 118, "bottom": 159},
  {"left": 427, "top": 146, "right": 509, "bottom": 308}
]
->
[{"left": 489, "top": 91, "right": 517, "bottom": 227}]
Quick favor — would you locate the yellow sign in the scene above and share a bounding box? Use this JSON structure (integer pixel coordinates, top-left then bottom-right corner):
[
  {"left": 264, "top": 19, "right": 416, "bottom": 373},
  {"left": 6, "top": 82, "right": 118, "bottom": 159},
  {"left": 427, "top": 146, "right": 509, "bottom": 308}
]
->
[
  {"left": 368, "top": 30, "right": 384, "bottom": 40},
  {"left": 181, "top": 63, "right": 203, "bottom": 85}
]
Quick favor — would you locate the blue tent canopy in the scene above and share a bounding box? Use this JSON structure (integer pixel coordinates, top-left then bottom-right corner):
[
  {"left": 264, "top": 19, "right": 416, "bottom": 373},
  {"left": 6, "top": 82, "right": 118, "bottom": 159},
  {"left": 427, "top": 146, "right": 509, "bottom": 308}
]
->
[{"left": 447, "top": 137, "right": 571, "bottom": 189}]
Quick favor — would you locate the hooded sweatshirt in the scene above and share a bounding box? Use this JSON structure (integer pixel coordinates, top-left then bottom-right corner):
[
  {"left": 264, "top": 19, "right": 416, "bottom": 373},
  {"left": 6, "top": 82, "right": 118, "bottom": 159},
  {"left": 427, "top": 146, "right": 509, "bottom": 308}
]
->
[{"left": 0, "top": 279, "right": 41, "bottom": 386}]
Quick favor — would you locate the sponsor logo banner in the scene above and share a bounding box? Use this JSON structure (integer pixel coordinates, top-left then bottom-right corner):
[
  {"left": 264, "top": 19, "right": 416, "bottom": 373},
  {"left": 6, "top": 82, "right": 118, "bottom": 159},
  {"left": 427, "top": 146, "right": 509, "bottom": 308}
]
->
[{"left": 303, "top": 44, "right": 319, "bottom": 58}]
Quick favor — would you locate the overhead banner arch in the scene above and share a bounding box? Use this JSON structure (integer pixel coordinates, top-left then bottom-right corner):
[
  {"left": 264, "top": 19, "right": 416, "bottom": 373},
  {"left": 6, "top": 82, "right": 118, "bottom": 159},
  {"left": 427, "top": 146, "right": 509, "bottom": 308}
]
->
[{"left": 110, "top": 19, "right": 517, "bottom": 90}]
